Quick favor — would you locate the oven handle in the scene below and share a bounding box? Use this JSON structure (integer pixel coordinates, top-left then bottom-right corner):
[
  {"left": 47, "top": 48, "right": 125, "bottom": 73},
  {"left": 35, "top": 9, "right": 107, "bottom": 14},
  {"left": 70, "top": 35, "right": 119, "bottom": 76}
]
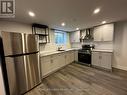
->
[{"left": 78, "top": 52, "right": 91, "bottom": 55}]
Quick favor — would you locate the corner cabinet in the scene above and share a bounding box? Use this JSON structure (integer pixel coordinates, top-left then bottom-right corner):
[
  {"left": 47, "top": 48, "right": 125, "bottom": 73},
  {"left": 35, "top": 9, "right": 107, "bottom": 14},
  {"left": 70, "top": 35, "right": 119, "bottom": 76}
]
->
[
  {"left": 93, "top": 23, "right": 114, "bottom": 41},
  {"left": 92, "top": 51, "right": 112, "bottom": 70},
  {"left": 70, "top": 31, "right": 80, "bottom": 43}
]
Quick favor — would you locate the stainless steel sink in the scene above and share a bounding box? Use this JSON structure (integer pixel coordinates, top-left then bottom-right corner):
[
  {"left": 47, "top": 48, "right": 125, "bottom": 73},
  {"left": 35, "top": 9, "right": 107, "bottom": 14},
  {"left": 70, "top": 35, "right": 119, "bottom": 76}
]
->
[{"left": 57, "top": 50, "right": 65, "bottom": 51}]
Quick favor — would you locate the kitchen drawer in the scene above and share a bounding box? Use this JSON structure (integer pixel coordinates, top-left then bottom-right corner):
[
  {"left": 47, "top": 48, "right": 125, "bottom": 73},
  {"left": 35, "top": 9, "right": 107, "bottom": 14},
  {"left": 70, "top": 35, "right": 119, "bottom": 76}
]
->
[{"left": 41, "top": 55, "right": 51, "bottom": 62}]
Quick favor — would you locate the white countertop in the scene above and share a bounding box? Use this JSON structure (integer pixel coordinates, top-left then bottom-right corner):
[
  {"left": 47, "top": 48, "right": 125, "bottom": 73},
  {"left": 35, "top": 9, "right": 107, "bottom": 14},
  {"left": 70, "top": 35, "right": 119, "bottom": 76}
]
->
[
  {"left": 92, "top": 49, "right": 113, "bottom": 53},
  {"left": 40, "top": 48, "right": 80, "bottom": 57}
]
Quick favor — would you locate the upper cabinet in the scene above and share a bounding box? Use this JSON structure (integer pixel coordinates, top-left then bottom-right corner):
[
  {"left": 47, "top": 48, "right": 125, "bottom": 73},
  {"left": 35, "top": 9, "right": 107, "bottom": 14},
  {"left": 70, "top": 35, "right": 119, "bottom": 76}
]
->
[
  {"left": 70, "top": 30, "right": 80, "bottom": 43},
  {"left": 93, "top": 23, "right": 114, "bottom": 41}
]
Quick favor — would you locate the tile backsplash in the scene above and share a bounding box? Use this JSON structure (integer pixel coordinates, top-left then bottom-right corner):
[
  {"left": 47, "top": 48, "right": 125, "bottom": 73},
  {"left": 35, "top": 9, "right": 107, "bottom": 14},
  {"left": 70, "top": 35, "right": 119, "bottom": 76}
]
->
[
  {"left": 39, "top": 43, "right": 69, "bottom": 52},
  {"left": 71, "top": 41, "right": 113, "bottom": 50}
]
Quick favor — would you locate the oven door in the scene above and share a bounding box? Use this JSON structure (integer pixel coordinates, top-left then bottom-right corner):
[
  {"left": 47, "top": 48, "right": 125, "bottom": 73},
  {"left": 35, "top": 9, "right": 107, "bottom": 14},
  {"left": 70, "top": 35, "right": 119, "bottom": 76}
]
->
[{"left": 78, "top": 52, "right": 91, "bottom": 64}]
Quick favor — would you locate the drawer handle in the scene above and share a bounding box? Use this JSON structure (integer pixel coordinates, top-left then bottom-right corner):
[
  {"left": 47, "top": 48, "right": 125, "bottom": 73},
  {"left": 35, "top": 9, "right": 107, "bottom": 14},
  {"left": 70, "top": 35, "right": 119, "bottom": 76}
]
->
[
  {"left": 99, "top": 56, "right": 102, "bottom": 59},
  {"left": 51, "top": 60, "right": 53, "bottom": 63}
]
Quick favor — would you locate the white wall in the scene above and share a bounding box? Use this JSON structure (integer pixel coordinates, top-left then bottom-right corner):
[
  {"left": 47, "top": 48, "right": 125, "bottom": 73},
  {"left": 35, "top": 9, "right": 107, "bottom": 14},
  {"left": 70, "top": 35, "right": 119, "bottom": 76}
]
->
[
  {"left": 113, "top": 21, "right": 127, "bottom": 70},
  {"left": 0, "top": 21, "right": 32, "bottom": 34}
]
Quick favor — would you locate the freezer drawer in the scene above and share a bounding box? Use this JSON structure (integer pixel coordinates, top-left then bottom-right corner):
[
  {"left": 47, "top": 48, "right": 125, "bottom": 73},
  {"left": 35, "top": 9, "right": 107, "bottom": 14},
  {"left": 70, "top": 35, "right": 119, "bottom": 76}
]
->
[
  {"left": 5, "top": 53, "right": 41, "bottom": 95},
  {"left": 1, "top": 31, "right": 39, "bottom": 56}
]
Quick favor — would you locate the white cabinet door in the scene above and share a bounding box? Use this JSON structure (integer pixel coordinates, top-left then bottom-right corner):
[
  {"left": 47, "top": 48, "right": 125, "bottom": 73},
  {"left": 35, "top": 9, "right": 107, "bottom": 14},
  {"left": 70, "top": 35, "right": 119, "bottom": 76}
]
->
[
  {"left": 41, "top": 56, "right": 52, "bottom": 77},
  {"left": 102, "top": 24, "right": 114, "bottom": 41},
  {"left": 65, "top": 51, "right": 75, "bottom": 64},
  {"left": 51, "top": 54, "right": 59, "bottom": 71},
  {"left": 101, "top": 52, "right": 112, "bottom": 69},
  {"left": 92, "top": 51, "right": 112, "bottom": 70},
  {"left": 92, "top": 52, "right": 101, "bottom": 67},
  {"left": 57, "top": 53, "right": 66, "bottom": 68},
  {"left": 66, "top": 51, "right": 71, "bottom": 64},
  {"left": 65, "top": 52, "right": 69, "bottom": 64},
  {"left": 93, "top": 23, "right": 114, "bottom": 41},
  {"left": 70, "top": 51, "right": 75, "bottom": 63},
  {"left": 41, "top": 59, "right": 52, "bottom": 77},
  {"left": 93, "top": 26, "right": 102, "bottom": 41},
  {"left": 61, "top": 53, "right": 66, "bottom": 67},
  {"left": 75, "top": 31, "right": 80, "bottom": 42},
  {"left": 70, "top": 32, "right": 75, "bottom": 42},
  {"left": 74, "top": 50, "right": 78, "bottom": 61},
  {"left": 70, "top": 31, "right": 80, "bottom": 43}
]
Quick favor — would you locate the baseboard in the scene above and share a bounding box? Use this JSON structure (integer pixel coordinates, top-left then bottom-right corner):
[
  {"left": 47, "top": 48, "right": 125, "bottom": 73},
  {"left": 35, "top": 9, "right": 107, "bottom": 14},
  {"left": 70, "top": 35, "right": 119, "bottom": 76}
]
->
[
  {"left": 92, "top": 65, "right": 112, "bottom": 72},
  {"left": 112, "top": 65, "right": 127, "bottom": 71}
]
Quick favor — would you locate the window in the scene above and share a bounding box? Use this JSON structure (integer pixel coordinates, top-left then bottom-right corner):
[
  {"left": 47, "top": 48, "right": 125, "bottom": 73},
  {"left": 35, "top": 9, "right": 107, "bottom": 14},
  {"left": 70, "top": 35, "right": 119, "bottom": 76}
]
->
[{"left": 55, "top": 30, "right": 66, "bottom": 44}]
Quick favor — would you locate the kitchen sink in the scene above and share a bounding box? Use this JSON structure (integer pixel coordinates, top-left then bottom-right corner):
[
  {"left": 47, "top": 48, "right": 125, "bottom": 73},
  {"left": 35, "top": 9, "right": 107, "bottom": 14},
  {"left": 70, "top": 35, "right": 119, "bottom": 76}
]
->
[{"left": 57, "top": 50, "right": 65, "bottom": 51}]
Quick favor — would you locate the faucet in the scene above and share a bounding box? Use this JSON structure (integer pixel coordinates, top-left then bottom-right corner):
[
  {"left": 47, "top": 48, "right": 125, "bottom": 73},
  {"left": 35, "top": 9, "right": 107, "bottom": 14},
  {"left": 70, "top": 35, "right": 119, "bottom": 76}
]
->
[{"left": 58, "top": 47, "right": 62, "bottom": 51}]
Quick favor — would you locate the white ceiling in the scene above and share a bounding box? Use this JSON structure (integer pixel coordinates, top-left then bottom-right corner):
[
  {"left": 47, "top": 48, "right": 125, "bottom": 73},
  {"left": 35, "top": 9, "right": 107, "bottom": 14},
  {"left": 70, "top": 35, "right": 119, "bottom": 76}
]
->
[{"left": 1, "top": 0, "right": 127, "bottom": 31}]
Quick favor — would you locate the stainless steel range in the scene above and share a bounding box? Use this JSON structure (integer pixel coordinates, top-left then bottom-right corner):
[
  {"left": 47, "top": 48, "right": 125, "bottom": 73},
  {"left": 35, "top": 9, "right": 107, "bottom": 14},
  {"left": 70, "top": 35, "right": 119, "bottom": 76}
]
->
[{"left": 78, "top": 45, "right": 94, "bottom": 65}]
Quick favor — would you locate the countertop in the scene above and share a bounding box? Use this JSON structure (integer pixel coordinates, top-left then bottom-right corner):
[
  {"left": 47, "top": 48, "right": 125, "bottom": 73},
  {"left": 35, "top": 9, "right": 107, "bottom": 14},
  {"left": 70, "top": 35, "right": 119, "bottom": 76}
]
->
[
  {"left": 92, "top": 49, "right": 113, "bottom": 53},
  {"left": 40, "top": 48, "right": 80, "bottom": 57}
]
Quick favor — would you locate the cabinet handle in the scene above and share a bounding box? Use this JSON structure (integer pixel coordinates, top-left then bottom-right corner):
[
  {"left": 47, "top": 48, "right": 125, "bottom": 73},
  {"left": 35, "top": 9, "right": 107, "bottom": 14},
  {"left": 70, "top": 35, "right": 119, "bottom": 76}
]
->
[
  {"left": 51, "top": 59, "right": 53, "bottom": 63},
  {"left": 99, "top": 56, "right": 102, "bottom": 59}
]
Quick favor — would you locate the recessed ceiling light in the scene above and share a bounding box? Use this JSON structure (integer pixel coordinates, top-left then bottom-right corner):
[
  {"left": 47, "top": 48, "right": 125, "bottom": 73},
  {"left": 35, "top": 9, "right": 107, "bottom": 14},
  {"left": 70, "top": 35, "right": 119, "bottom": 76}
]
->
[
  {"left": 28, "top": 11, "right": 35, "bottom": 17},
  {"left": 76, "top": 28, "right": 79, "bottom": 30},
  {"left": 93, "top": 8, "right": 100, "bottom": 14},
  {"left": 61, "top": 22, "right": 66, "bottom": 26},
  {"left": 102, "top": 21, "right": 106, "bottom": 24}
]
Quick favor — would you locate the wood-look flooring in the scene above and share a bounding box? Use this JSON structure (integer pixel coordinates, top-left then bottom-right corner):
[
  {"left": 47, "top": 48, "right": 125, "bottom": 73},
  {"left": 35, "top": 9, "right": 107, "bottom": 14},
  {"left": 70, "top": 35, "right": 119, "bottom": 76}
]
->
[{"left": 24, "top": 63, "right": 127, "bottom": 95}]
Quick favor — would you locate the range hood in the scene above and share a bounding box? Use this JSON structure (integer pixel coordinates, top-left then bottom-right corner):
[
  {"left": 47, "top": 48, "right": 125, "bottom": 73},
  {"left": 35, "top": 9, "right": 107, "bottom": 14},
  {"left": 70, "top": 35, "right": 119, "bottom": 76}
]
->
[{"left": 84, "top": 28, "right": 94, "bottom": 40}]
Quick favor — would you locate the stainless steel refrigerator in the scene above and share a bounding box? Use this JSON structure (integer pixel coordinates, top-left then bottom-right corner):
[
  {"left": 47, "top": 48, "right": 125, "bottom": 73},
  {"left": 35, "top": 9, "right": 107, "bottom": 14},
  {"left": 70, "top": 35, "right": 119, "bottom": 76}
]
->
[{"left": 0, "top": 31, "right": 41, "bottom": 95}]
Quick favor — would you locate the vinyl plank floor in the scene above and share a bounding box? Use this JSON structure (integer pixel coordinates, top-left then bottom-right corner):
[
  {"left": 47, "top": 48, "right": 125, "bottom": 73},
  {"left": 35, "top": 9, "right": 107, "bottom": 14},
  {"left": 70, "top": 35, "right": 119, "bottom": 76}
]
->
[{"left": 24, "top": 63, "right": 127, "bottom": 95}]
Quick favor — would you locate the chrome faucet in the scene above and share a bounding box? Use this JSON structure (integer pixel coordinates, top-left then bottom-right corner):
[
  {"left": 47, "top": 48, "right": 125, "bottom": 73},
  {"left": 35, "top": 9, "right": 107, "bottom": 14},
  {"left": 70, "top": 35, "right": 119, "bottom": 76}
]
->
[{"left": 58, "top": 47, "right": 62, "bottom": 51}]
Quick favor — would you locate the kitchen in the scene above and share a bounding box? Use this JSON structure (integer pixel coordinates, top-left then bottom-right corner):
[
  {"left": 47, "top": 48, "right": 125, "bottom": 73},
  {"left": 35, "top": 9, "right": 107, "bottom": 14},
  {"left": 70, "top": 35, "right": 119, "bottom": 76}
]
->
[{"left": 0, "top": 0, "right": 127, "bottom": 95}]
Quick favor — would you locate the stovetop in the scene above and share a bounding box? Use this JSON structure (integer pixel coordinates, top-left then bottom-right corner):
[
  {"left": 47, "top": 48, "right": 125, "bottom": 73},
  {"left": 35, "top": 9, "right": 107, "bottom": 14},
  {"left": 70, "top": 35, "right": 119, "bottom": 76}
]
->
[
  {"left": 78, "top": 49, "right": 91, "bottom": 54},
  {"left": 78, "top": 44, "right": 94, "bottom": 54}
]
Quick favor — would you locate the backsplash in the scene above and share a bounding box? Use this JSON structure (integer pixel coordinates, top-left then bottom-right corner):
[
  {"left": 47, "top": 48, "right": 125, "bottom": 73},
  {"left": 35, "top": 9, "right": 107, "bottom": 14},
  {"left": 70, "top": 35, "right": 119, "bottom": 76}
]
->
[
  {"left": 39, "top": 43, "right": 69, "bottom": 52},
  {"left": 94, "top": 42, "right": 113, "bottom": 50},
  {"left": 71, "top": 41, "right": 113, "bottom": 50}
]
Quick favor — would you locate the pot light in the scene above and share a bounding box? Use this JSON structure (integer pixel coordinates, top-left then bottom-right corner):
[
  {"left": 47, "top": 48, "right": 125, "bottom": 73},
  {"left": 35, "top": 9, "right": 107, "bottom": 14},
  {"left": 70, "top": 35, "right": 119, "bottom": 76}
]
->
[
  {"left": 28, "top": 11, "right": 35, "bottom": 17},
  {"left": 76, "top": 28, "right": 79, "bottom": 30},
  {"left": 102, "top": 21, "right": 106, "bottom": 24},
  {"left": 94, "top": 8, "right": 100, "bottom": 14},
  {"left": 61, "top": 22, "right": 66, "bottom": 26}
]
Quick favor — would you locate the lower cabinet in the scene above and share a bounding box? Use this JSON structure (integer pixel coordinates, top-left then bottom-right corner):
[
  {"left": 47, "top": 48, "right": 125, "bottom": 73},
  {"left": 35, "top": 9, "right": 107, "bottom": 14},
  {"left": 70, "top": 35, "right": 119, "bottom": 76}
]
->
[
  {"left": 92, "top": 51, "right": 112, "bottom": 70},
  {"left": 57, "top": 53, "right": 66, "bottom": 68},
  {"left": 41, "top": 50, "right": 75, "bottom": 78},
  {"left": 41, "top": 56, "right": 52, "bottom": 77},
  {"left": 50, "top": 54, "right": 59, "bottom": 72},
  {"left": 74, "top": 50, "right": 78, "bottom": 62},
  {"left": 66, "top": 51, "right": 75, "bottom": 64}
]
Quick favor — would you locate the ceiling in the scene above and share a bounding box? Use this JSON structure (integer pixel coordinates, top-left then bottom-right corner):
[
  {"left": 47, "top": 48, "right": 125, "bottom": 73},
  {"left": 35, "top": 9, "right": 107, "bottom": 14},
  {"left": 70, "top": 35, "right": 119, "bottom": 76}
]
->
[{"left": 1, "top": 0, "right": 127, "bottom": 31}]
